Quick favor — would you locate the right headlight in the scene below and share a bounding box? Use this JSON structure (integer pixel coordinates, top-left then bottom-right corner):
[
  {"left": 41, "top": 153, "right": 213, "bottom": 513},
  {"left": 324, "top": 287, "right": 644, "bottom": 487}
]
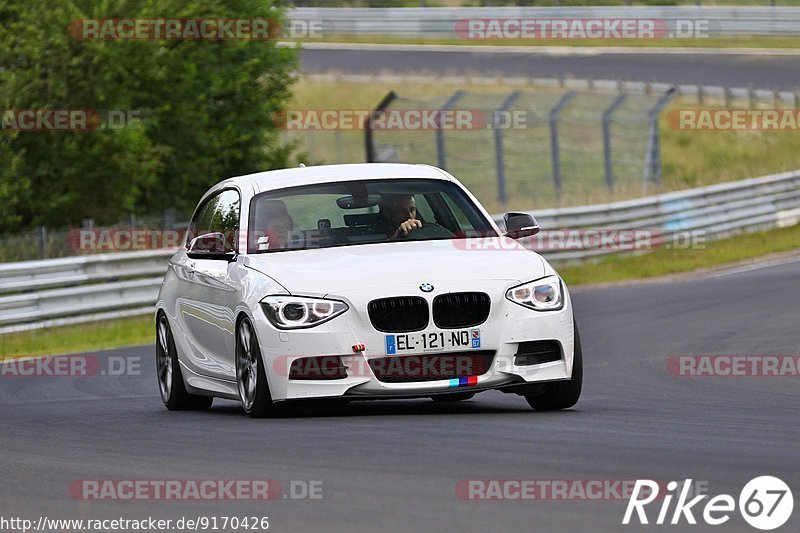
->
[
  {"left": 261, "top": 295, "right": 348, "bottom": 329},
  {"left": 505, "top": 276, "right": 564, "bottom": 311}
]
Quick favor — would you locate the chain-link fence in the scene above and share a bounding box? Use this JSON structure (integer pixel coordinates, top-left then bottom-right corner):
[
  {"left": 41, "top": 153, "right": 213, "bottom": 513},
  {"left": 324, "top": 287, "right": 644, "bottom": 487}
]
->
[{"left": 365, "top": 87, "right": 674, "bottom": 209}]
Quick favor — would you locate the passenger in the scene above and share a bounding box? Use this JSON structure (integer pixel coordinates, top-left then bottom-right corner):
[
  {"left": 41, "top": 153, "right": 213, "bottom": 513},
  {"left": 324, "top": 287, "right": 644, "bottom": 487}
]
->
[{"left": 253, "top": 200, "right": 293, "bottom": 250}]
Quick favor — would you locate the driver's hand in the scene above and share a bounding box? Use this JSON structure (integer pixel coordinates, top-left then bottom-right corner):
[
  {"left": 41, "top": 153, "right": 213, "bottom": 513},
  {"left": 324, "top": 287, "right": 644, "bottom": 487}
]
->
[{"left": 395, "top": 219, "right": 423, "bottom": 238}]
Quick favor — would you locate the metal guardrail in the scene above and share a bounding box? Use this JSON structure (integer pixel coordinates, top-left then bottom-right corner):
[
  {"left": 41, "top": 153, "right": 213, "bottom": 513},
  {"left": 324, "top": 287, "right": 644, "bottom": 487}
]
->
[
  {"left": 0, "top": 250, "right": 172, "bottom": 334},
  {"left": 1, "top": 169, "right": 799, "bottom": 333},
  {"left": 504, "top": 169, "right": 800, "bottom": 261},
  {"left": 289, "top": 7, "right": 800, "bottom": 38}
]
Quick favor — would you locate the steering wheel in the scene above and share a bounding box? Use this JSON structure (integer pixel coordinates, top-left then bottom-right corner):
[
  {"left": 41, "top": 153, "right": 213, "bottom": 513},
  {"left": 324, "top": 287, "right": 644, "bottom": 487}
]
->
[{"left": 395, "top": 222, "right": 455, "bottom": 240}]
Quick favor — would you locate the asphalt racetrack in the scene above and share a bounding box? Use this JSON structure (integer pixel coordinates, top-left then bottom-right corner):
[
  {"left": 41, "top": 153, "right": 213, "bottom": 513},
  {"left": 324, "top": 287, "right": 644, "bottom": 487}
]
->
[
  {"left": 299, "top": 46, "right": 800, "bottom": 91},
  {"left": 1, "top": 257, "right": 798, "bottom": 532}
]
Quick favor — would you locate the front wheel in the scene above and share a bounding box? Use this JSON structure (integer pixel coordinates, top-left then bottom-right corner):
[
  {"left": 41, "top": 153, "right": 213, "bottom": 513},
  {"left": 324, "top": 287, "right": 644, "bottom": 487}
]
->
[
  {"left": 236, "top": 317, "right": 291, "bottom": 418},
  {"left": 156, "top": 313, "right": 213, "bottom": 411},
  {"left": 525, "top": 321, "right": 583, "bottom": 411}
]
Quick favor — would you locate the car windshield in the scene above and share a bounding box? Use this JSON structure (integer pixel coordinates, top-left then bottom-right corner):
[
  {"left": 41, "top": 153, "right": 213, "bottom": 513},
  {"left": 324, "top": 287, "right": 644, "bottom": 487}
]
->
[{"left": 247, "top": 178, "right": 497, "bottom": 253}]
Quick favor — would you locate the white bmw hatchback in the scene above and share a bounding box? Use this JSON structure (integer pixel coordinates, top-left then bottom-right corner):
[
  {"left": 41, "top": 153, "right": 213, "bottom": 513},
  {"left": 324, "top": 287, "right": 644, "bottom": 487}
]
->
[{"left": 156, "top": 163, "right": 581, "bottom": 417}]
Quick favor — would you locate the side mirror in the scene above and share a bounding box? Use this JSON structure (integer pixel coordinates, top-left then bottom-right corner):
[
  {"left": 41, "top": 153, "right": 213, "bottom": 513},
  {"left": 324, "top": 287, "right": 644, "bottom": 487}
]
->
[
  {"left": 503, "top": 212, "right": 540, "bottom": 239},
  {"left": 187, "top": 232, "right": 236, "bottom": 261}
]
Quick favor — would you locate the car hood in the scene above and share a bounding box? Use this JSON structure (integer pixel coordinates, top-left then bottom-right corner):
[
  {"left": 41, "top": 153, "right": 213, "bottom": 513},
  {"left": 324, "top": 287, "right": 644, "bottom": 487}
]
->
[{"left": 242, "top": 238, "right": 545, "bottom": 296}]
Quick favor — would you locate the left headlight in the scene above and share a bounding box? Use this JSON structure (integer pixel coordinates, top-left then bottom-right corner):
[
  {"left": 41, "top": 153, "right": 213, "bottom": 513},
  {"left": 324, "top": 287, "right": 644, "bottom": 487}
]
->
[
  {"left": 261, "top": 296, "right": 349, "bottom": 329},
  {"left": 506, "top": 276, "right": 564, "bottom": 311}
]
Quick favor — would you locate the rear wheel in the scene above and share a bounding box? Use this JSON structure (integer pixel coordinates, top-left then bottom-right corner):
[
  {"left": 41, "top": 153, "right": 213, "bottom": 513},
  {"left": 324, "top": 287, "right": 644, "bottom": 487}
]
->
[
  {"left": 525, "top": 322, "right": 583, "bottom": 411},
  {"left": 236, "top": 317, "right": 292, "bottom": 418},
  {"left": 156, "top": 313, "right": 213, "bottom": 411},
  {"left": 431, "top": 392, "right": 475, "bottom": 402}
]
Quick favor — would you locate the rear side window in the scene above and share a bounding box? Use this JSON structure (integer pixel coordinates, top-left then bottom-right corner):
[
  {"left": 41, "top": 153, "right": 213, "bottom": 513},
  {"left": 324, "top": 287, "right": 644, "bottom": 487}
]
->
[{"left": 186, "top": 189, "right": 241, "bottom": 252}]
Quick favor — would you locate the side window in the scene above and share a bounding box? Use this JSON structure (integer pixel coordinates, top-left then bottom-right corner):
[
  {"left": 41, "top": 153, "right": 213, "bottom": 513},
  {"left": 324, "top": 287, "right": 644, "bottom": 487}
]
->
[
  {"left": 186, "top": 189, "right": 240, "bottom": 252},
  {"left": 441, "top": 193, "right": 474, "bottom": 231},
  {"left": 414, "top": 194, "right": 435, "bottom": 222}
]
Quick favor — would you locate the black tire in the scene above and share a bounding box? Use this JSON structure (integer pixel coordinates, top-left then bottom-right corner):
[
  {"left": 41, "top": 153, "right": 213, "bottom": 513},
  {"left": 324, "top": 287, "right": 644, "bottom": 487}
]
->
[
  {"left": 236, "top": 317, "right": 292, "bottom": 418},
  {"left": 156, "top": 313, "right": 213, "bottom": 411},
  {"left": 431, "top": 392, "right": 475, "bottom": 402},
  {"left": 525, "top": 321, "right": 583, "bottom": 411}
]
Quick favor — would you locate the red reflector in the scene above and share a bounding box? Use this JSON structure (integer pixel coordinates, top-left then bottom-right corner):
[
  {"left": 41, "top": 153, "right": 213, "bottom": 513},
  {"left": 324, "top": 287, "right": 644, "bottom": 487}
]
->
[{"left": 352, "top": 343, "right": 365, "bottom": 353}]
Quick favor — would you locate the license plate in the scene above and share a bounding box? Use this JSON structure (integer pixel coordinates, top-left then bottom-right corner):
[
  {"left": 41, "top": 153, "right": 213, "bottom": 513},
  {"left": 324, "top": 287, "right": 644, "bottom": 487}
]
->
[{"left": 385, "top": 329, "right": 481, "bottom": 355}]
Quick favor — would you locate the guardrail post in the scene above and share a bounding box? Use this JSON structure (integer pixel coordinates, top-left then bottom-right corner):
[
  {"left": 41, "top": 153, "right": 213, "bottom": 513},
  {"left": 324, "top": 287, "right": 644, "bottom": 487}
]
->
[
  {"left": 643, "top": 87, "right": 676, "bottom": 192},
  {"left": 602, "top": 93, "right": 627, "bottom": 192},
  {"left": 436, "top": 91, "right": 465, "bottom": 171},
  {"left": 365, "top": 91, "right": 397, "bottom": 163},
  {"left": 493, "top": 91, "right": 521, "bottom": 207},
  {"left": 549, "top": 91, "right": 576, "bottom": 202}
]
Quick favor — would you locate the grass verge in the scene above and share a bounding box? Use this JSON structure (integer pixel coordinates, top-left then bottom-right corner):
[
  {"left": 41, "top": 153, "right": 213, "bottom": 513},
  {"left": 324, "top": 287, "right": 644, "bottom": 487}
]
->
[
  {"left": 556, "top": 223, "right": 800, "bottom": 285},
  {"left": 0, "top": 314, "right": 153, "bottom": 358},
  {"left": 2, "top": 224, "right": 800, "bottom": 357}
]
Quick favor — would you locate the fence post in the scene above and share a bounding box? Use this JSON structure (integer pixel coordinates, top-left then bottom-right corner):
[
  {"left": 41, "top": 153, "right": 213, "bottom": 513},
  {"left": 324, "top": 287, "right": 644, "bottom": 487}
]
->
[
  {"left": 436, "top": 91, "right": 465, "bottom": 170},
  {"left": 643, "top": 87, "right": 676, "bottom": 192},
  {"left": 602, "top": 93, "right": 627, "bottom": 192},
  {"left": 493, "top": 91, "right": 521, "bottom": 207},
  {"left": 164, "top": 208, "right": 176, "bottom": 229},
  {"left": 306, "top": 129, "right": 315, "bottom": 161},
  {"left": 39, "top": 226, "right": 47, "bottom": 259},
  {"left": 364, "top": 91, "right": 397, "bottom": 163},
  {"left": 549, "top": 91, "right": 576, "bottom": 202}
]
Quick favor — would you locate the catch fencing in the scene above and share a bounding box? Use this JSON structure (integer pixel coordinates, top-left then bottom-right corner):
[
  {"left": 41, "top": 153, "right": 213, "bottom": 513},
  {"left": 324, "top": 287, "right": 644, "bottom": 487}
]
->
[{"left": 365, "top": 86, "right": 674, "bottom": 207}]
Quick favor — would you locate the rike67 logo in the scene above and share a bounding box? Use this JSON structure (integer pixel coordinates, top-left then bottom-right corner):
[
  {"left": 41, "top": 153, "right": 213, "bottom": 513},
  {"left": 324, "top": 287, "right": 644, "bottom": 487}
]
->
[{"left": 624, "top": 476, "right": 793, "bottom": 530}]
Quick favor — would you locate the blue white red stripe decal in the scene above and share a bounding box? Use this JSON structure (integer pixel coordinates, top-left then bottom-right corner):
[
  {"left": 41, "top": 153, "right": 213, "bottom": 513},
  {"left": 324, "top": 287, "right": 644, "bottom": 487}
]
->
[{"left": 449, "top": 376, "right": 478, "bottom": 388}]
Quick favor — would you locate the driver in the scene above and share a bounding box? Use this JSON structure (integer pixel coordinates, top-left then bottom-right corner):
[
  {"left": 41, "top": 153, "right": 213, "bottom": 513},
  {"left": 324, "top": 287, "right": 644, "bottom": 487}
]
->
[{"left": 379, "top": 194, "right": 422, "bottom": 240}]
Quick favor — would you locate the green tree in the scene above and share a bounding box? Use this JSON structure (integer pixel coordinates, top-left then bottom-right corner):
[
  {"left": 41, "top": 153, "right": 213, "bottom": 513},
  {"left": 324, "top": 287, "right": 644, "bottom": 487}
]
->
[{"left": 0, "top": 0, "right": 297, "bottom": 230}]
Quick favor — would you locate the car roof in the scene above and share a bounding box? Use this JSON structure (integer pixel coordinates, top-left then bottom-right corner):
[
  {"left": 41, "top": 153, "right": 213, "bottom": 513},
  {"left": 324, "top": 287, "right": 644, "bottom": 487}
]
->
[{"left": 227, "top": 163, "right": 454, "bottom": 195}]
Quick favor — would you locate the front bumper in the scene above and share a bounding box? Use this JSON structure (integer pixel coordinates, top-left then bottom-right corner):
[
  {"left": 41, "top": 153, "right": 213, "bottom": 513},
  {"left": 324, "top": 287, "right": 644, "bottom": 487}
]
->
[{"left": 252, "top": 279, "right": 575, "bottom": 401}]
